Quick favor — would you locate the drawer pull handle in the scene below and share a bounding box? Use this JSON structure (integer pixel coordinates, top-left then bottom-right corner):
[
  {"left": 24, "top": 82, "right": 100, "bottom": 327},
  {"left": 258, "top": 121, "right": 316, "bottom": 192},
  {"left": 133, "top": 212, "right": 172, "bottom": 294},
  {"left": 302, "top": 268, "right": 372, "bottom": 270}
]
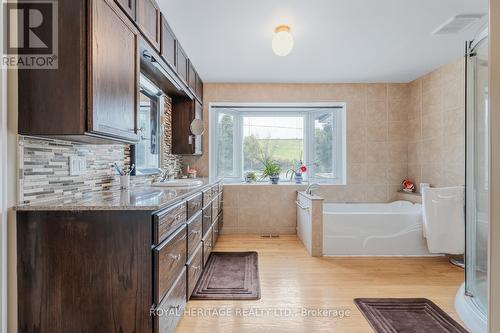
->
[
  {"left": 169, "top": 254, "right": 181, "bottom": 261},
  {"left": 192, "top": 265, "right": 201, "bottom": 270},
  {"left": 192, "top": 230, "right": 201, "bottom": 235}
]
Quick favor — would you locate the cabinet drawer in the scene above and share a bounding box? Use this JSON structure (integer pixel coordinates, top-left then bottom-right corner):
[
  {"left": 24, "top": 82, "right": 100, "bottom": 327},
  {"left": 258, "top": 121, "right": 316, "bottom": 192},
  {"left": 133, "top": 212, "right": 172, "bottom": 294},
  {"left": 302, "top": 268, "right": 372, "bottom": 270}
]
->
[
  {"left": 186, "top": 243, "right": 203, "bottom": 299},
  {"left": 219, "top": 212, "right": 224, "bottom": 233},
  {"left": 219, "top": 192, "right": 223, "bottom": 213},
  {"left": 153, "top": 201, "right": 186, "bottom": 245},
  {"left": 202, "top": 203, "right": 212, "bottom": 237},
  {"left": 212, "top": 195, "right": 220, "bottom": 221},
  {"left": 202, "top": 188, "right": 212, "bottom": 206},
  {"left": 212, "top": 217, "right": 219, "bottom": 245},
  {"left": 186, "top": 211, "right": 202, "bottom": 260},
  {"left": 202, "top": 226, "right": 213, "bottom": 266},
  {"left": 154, "top": 268, "right": 187, "bottom": 333},
  {"left": 186, "top": 193, "right": 203, "bottom": 220},
  {"left": 211, "top": 185, "right": 219, "bottom": 196},
  {"left": 154, "top": 224, "right": 187, "bottom": 305}
]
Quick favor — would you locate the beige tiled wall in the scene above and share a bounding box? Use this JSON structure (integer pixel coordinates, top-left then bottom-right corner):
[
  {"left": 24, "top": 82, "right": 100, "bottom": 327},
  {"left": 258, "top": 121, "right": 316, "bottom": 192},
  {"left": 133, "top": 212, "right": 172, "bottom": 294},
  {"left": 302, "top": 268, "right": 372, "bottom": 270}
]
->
[
  {"left": 222, "top": 184, "right": 307, "bottom": 235},
  {"left": 407, "top": 59, "right": 466, "bottom": 191},
  {"left": 185, "top": 59, "right": 466, "bottom": 235},
  {"left": 185, "top": 82, "right": 410, "bottom": 203}
]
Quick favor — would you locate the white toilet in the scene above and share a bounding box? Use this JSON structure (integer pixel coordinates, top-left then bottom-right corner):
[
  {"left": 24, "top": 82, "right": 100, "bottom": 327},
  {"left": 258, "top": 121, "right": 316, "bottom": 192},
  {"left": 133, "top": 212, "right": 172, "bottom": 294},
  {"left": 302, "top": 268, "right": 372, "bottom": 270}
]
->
[{"left": 421, "top": 186, "right": 465, "bottom": 255}]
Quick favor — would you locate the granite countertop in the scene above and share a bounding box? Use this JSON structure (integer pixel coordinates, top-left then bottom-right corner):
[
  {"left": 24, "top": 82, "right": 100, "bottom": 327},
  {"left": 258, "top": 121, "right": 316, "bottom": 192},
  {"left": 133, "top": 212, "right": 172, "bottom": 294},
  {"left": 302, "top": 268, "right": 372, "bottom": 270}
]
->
[{"left": 15, "top": 178, "right": 220, "bottom": 211}]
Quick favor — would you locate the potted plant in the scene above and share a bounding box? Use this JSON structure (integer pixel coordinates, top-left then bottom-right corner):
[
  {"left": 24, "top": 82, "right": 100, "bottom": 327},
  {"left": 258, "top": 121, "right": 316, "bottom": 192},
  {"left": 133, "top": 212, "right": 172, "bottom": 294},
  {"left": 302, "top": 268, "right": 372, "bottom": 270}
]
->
[
  {"left": 244, "top": 171, "right": 257, "bottom": 183},
  {"left": 260, "top": 158, "right": 282, "bottom": 184},
  {"left": 286, "top": 161, "right": 308, "bottom": 184}
]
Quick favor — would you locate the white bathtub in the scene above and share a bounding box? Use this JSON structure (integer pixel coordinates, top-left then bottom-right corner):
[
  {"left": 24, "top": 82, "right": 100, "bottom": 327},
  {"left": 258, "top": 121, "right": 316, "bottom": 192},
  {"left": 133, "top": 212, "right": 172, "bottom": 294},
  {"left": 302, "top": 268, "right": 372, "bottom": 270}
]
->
[{"left": 323, "top": 201, "right": 431, "bottom": 256}]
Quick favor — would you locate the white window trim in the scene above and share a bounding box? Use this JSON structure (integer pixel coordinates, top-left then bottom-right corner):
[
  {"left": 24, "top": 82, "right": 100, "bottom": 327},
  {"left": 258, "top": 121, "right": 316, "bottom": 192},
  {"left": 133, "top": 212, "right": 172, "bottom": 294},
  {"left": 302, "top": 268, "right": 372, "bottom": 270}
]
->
[{"left": 209, "top": 102, "right": 346, "bottom": 184}]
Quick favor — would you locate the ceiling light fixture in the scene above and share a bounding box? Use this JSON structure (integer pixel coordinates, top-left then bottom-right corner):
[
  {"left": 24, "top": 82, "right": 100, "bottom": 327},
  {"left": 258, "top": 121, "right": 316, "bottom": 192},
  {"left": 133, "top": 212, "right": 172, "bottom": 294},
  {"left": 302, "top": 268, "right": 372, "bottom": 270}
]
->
[{"left": 272, "top": 25, "right": 294, "bottom": 56}]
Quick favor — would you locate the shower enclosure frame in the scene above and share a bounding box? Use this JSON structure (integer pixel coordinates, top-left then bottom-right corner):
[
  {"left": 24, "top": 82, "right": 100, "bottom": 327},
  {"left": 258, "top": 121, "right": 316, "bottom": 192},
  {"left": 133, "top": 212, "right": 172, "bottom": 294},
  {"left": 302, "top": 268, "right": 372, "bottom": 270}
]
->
[{"left": 456, "top": 27, "right": 489, "bottom": 333}]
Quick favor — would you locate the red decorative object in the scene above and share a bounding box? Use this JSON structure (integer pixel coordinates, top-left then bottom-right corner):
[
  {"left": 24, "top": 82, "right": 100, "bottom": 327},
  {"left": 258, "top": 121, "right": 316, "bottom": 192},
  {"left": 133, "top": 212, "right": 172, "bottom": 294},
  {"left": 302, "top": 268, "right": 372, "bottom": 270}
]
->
[{"left": 402, "top": 179, "right": 415, "bottom": 192}]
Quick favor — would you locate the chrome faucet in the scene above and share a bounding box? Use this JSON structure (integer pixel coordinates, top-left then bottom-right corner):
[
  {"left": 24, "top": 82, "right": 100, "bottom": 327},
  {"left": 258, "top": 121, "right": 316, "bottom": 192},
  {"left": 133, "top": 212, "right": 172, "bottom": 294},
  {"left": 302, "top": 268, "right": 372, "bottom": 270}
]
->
[
  {"left": 305, "top": 183, "right": 320, "bottom": 195},
  {"left": 159, "top": 162, "right": 177, "bottom": 182}
]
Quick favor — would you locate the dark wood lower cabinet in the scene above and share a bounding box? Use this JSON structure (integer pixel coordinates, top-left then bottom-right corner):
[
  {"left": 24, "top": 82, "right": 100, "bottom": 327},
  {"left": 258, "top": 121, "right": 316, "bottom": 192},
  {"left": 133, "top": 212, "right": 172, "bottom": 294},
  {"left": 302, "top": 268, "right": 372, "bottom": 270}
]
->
[
  {"left": 16, "top": 210, "right": 153, "bottom": 333},
  {"left": 16, "top": 181, "right": 223, "bottom": 333}
]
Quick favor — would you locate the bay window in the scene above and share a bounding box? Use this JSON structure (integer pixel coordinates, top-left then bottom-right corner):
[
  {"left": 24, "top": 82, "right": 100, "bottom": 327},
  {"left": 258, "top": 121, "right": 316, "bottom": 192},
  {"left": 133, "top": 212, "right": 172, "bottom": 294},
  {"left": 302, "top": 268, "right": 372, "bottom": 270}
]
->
[{"left": 210, "top": 104, "right": 346, "bottom": 183}]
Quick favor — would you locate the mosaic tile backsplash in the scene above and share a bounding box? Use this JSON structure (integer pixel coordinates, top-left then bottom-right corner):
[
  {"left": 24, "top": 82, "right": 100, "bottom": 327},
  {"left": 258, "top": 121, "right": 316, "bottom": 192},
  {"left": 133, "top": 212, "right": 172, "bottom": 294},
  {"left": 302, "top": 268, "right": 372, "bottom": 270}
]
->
[
  {"left": 19, "top": 95, "right": 183, "bottom": 204},
  {"left": 19, "top": 137, "right": 129, "bottom": 203}
]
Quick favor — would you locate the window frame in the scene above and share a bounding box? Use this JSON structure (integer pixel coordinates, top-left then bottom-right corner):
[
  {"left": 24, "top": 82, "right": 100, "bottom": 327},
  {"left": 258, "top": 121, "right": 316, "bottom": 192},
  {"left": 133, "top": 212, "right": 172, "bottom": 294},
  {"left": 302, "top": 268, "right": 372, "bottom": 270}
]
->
[
  {"left": 209, "top": 103, "right": 347, "bottom": 184},
  {"left": 131, "top": 78, "right": 163, "bottom": 176}
]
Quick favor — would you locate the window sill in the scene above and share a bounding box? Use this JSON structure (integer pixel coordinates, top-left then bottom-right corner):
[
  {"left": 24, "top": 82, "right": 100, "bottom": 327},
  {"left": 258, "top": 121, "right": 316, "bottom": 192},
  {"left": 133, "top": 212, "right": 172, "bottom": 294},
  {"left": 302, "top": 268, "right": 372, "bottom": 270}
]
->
[
  {"left": 221, "top": 180, "right": 346, "bottom": 186},
  {"left": 222, "top": 182, "right": 308, "bottom": 186}
]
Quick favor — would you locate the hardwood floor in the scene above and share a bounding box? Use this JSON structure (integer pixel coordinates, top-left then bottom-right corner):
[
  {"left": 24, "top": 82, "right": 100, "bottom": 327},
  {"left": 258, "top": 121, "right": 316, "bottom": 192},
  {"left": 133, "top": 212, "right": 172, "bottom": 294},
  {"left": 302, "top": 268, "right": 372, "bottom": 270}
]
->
[{"left": 176, "top": 235, "right": 464, "bottom": 333}]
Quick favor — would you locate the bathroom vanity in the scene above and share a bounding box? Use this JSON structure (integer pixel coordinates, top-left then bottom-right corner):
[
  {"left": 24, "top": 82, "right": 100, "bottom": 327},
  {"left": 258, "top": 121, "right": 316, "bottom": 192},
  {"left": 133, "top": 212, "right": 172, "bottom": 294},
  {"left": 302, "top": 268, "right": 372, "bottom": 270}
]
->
[{"left": 16, "top": 179, "right": 223, "bottom": 333}]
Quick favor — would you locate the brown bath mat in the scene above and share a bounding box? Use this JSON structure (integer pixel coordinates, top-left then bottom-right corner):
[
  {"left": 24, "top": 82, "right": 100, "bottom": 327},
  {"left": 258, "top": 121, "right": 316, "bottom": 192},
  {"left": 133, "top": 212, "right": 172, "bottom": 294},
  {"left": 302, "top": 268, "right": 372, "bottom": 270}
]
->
[
  {"left": 354, "top": 298, "right": 468, "bottom": 333},
  {"left": 191, "top": 252, "right": 260, "bottom": 300}
]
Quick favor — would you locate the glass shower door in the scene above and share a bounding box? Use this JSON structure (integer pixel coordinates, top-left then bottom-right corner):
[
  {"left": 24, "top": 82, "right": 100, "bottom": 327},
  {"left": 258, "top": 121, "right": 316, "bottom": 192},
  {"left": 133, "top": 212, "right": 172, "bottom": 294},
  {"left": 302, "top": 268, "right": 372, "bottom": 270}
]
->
[{"left": 465, "top": 34, "right": 489, "bottom": 315}]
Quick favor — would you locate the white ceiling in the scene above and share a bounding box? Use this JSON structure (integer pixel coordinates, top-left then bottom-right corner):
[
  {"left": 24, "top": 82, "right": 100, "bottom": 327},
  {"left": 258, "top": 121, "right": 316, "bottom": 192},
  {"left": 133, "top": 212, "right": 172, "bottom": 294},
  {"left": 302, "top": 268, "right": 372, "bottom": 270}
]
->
[{"left": 158, "top": 0, "right": 488, "bottom": 83}]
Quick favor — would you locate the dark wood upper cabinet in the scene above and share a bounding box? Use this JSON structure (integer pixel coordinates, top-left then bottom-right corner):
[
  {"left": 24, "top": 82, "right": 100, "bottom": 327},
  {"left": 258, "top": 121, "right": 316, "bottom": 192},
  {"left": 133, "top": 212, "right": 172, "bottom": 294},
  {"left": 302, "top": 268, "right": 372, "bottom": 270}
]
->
[
  {"left": 176, "top": 44, "right": 189, "bottom": 85},
  {"left": 172, "top": 98, "right": 203, "bottom": 155},
  {"left": 18, "top": 0, "right": 139, "bottom": 143},
  {"left": 90, "top": 0, "right": 139, "bottom": 141},
  {"left": 114, "top": 0, "right": 136, "bottom": 20},
  {"left": 188, "top": 61, "right": 196, "bottom": 92},
  {"left": 137, "top": 0, "right": 161, "bottom": 51},
  {"left": 188, "top": 62, "right": 203, "bottom": 103},
  {"left": 160, "top": 15, "right": 176, "bottom": 70},
  {"left": 195, "top": 71, "right": 204, "bottom": 102}
]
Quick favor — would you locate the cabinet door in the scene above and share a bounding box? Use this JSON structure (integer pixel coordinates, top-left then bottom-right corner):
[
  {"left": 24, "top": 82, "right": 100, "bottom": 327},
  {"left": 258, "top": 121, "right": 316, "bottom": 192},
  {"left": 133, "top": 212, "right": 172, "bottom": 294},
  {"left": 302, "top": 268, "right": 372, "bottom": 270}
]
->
[
  {"left": 195, "top": 72, "right": 203, "bottom": 102},
  {"left": 160, "top": 15, "right": 176, "bottom": 69},
  {"left": 90, "top": 0, "right": 139, "bottom": 142},
  {"left": 188, "top": 61, "right": 196, "bottom": 92},
  {"left": 177, "top": 44, "right": 189, "bottom": 85},
  {"left": 194, "top": 102, "right": 202, "bottom": 155},
  {"left": 137, "top": 0, "right": 160, "bottom": 51},
  {"left": 114, "top": 0, "right": 136, "bottom": 20}
]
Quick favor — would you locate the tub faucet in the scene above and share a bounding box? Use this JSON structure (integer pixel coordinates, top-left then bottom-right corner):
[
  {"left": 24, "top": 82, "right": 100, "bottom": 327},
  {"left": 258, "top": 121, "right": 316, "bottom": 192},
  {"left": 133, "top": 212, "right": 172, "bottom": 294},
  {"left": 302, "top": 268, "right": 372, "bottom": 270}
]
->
[{"left": 306, "top": 183, "right": 320, "bottom": 195}]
